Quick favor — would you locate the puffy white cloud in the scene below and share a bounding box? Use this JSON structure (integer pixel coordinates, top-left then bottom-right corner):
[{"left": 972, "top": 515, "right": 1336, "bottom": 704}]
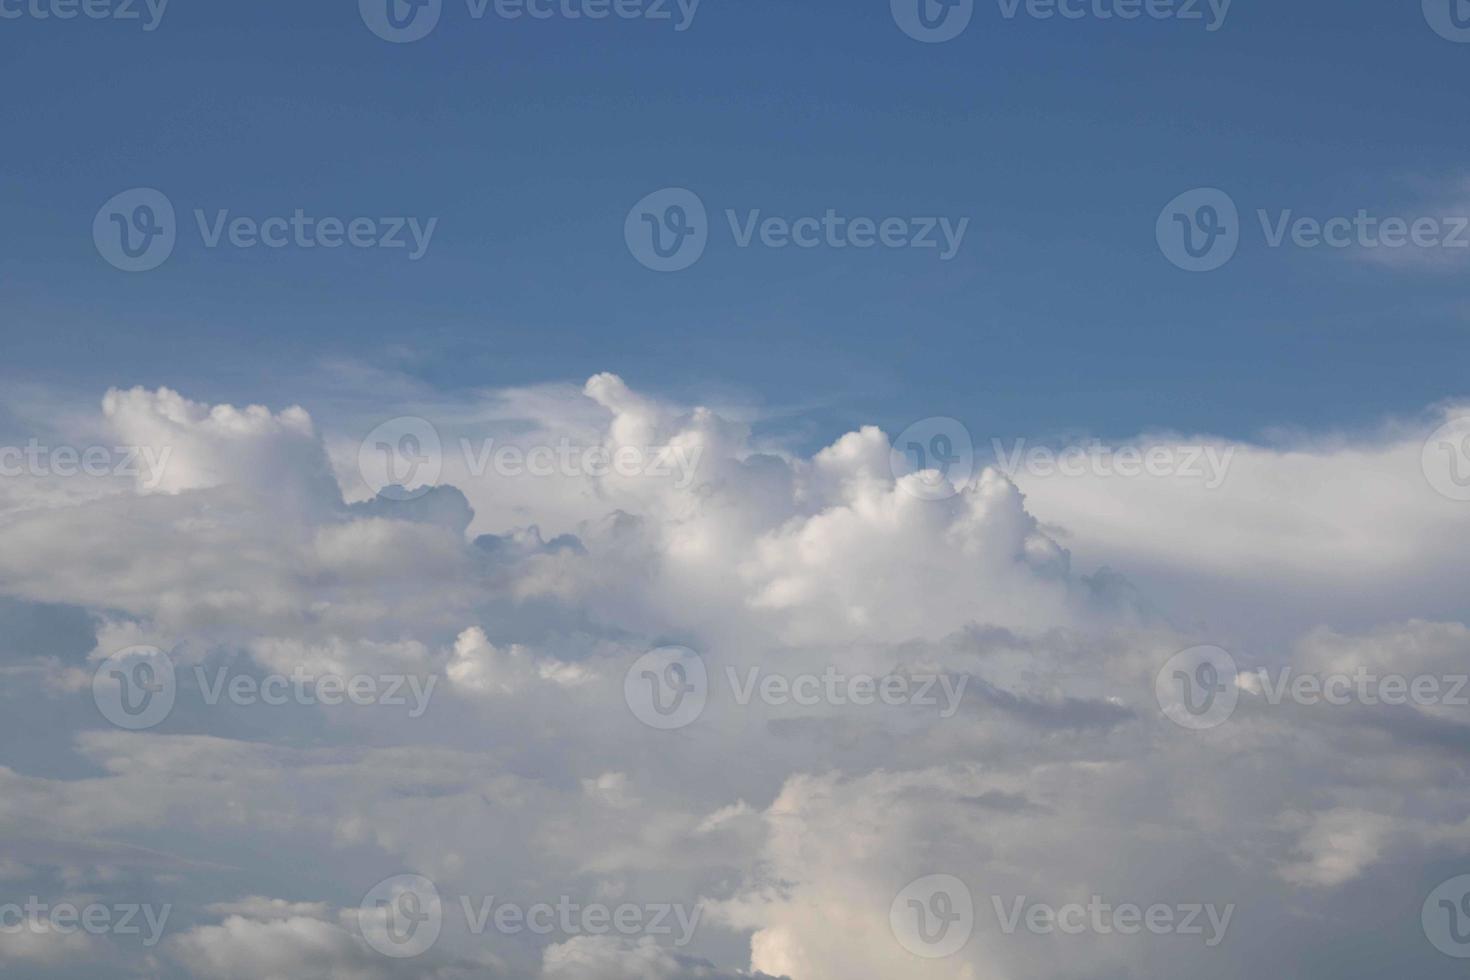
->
[
  {"left": 102, "top": 386, "right": 338, "bottom": 509},
  {"left": 0, "top": 375, "right": 1467, "bottom": 979},
  {"left": 742, "top": 467, "right": 1076, "bottom": 644},
  {"left": 446, "top": 627, "right": 592, "bottom": 696}
]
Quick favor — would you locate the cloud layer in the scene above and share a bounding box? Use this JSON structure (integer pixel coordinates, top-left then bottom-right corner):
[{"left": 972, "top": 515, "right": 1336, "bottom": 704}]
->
[{"left": 0, "top": 376, "right": 1467, "bottom": 978}]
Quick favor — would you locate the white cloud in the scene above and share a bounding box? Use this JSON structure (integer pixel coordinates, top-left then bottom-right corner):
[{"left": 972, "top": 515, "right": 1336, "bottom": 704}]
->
[{"left": 0, "top": 375, "right": 1467, "bottom": 978}]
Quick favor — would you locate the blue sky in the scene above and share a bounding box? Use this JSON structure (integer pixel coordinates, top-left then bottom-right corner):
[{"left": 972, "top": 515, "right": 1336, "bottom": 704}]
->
[{"left": 2, "top": 0, "right": 1466, "bottom": 447}]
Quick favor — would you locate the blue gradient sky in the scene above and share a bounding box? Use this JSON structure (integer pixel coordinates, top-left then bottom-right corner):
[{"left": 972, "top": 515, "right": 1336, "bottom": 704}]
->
[{"left": 2, "top": 0, "right": 1466, "bottom": 447}]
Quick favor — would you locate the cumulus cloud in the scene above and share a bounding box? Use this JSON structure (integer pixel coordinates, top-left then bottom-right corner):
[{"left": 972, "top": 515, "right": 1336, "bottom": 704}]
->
[
  {"left": 102, "top": 386, "right": 339, "bottom": 509},
  {"left": 446, "top": 627, "right": 592, "bottom": 696},
  {"left": 0, "top": 375, "right": 1466, "bottom": 978}
]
